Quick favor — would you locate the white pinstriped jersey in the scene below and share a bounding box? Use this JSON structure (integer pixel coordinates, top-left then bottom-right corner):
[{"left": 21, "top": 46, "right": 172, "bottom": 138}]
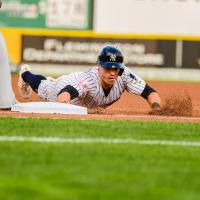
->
[{"left": 38, "top": 66, "right": 146, "bottom": 108}]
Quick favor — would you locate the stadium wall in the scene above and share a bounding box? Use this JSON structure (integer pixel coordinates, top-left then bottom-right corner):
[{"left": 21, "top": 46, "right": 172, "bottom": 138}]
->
[{"left": 0, "top": 0, "right": 200, "bottom": 81}]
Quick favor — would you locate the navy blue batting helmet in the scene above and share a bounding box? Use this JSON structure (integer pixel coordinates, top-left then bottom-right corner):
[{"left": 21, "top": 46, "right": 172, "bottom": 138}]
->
[{"left": 97, "top": 45, "right": 124, "bottom": 75}]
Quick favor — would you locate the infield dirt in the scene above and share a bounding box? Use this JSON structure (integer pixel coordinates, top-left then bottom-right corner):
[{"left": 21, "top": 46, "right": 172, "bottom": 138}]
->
[{"left": 0, "top": 75, "right": 200, "bottom": 123}]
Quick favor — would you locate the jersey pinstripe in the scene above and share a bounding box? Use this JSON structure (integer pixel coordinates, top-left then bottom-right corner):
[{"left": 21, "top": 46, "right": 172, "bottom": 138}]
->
[{"left": 38, "top": 66, "right": 146, "bottom": 108}]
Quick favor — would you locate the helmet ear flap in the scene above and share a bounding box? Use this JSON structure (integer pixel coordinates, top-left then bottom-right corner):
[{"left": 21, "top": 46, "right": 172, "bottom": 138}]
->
[{"left": 119, "top": 69, "right": 124, "bottom": 76}]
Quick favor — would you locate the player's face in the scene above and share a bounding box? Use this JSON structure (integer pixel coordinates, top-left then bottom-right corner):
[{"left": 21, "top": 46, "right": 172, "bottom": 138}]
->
[{"left": 99, "top": 66, "right": 120, "bottom": 88}]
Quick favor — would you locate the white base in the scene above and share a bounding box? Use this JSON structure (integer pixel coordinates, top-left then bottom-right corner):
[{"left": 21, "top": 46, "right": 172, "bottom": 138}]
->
[{"left": 11, "top": 102, "right": 88, "bottom": 115}]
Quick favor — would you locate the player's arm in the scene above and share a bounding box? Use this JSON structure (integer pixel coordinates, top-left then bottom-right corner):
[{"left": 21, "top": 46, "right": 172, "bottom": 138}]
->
[
  {"left": 57, "top": 85, "right": 79, "bottom": 103},
  {"left": 141, "top": 84, "right": 161, "bottom": 110}
]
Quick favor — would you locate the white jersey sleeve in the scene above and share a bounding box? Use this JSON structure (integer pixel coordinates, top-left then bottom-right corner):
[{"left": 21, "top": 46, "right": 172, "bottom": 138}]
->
[
  {"left": 122, "top": 66, "right": 146, "bottom": 96},
  {"left": 67, "top": 72, "right": 95, "bottom": 98}
]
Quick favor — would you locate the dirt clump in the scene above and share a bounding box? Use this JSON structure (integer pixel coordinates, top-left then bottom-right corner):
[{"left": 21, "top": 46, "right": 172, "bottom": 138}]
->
[{"left": 150, "top": 92, "right": 192, "bottom": 117}]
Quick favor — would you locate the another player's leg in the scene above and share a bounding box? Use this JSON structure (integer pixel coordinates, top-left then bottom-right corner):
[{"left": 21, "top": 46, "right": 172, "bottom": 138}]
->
[
  {"left": 18, "top": 64, "right": 47, "bottom": 98},
  {"left": 0, "top": 32, "right": 17, "bottom": 109}
]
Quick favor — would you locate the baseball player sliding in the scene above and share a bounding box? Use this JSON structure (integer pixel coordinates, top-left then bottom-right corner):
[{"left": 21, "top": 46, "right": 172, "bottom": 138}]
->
[{"left": 18, "top": 45, "right": 161, "bottom": 111}]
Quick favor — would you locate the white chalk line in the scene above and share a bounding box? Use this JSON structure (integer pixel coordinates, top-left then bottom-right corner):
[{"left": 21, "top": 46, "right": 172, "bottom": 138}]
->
[{"left": 0, "top": 136, "right": 200, "bottom": 147}]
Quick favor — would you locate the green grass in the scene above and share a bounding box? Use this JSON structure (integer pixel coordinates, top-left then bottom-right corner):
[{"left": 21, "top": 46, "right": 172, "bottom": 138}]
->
[{"left": 0, "top": 117, "right": 200, "bottom": 200}]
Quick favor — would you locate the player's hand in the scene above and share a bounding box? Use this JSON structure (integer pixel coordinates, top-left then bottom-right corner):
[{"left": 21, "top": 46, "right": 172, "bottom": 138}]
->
[
  {"left": 57, "top": 92, "right": 71, "bottom": 103},
  {"left": 147, "top": 92, "right": 161, "bottom": 108},
  {"left": 151, "top": 102, "right": 161, "bottom": 111}
]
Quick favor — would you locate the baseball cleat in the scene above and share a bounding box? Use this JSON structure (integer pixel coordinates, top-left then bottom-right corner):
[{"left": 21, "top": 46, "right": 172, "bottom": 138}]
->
[{"left": 18, "top": 64, "right": 32, "bottom": 98}]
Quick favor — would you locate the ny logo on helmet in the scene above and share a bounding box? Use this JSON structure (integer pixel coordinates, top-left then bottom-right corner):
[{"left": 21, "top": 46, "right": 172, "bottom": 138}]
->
[{"left": 110, "top": 54, "right": 116, "bottom": 62}]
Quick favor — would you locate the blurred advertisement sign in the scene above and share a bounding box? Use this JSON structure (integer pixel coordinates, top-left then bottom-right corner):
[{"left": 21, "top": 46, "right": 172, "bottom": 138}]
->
[
  {"left": 95, "top": 0, "right": 200, "bottom": 35},
  {"left": 0, "top": 0, "right": 93, "bottom": 30},
  {"left": 182, "top": 41, "right": 200, "bottom": 68},
  {"left": 21, "top": 35, "right": 176, "bottom": 67}
]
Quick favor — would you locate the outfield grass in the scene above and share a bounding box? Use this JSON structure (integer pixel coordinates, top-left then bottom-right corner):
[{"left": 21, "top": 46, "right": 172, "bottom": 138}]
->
[{"left": 0, "top": 117, "right": 200, "bottom": 200}]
